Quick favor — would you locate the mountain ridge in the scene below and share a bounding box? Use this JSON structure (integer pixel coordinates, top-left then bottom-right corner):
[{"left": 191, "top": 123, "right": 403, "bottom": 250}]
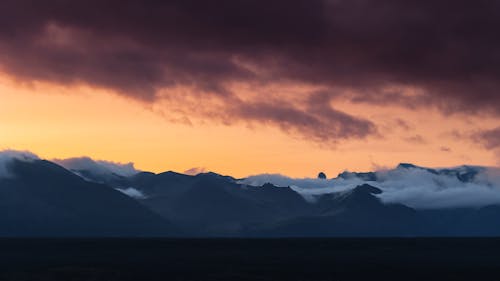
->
[{"left": 1, "top": 151, "right": 500, "bottom": 237}]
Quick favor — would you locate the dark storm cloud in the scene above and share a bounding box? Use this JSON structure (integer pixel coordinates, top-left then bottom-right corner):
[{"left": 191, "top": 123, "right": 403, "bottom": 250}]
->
[
  {"left": 1, "top": 0, "right": 499, "bottom": 141},
  {"left": 231, "top": 93, "right": 377, "bottom": 142}
]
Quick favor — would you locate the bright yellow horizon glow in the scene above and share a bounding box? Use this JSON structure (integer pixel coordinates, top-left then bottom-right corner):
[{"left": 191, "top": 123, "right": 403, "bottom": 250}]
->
[{"left": 0, "top": 74, "right": 498, "bottom": 178}]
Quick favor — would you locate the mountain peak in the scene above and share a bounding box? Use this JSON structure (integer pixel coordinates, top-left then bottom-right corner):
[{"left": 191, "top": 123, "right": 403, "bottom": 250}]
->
[
  {"left": 396, "top": 163, "right": 418, "bottom": 169},
  {"left": 352, "top": 184, "right": 382, "bottom": 195},
  {"left": 337, "top": 171, "right": 377, "bottom": 181}
]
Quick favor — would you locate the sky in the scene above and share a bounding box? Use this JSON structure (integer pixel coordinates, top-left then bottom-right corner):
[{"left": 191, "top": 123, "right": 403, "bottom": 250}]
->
[{"left": 0, "top": 0, "right": 499, "bottom": 177}]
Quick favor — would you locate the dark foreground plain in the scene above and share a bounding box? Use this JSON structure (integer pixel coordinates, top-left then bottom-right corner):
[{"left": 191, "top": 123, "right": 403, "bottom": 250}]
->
[{"left": 0, "top": 238, "right": 499, "bottom": 281}]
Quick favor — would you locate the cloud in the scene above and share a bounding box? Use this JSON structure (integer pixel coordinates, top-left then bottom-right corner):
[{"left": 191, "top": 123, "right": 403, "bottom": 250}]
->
[
  {"left": 473, "top": 127, "right": 500, "bottom": 150},
  {"left": 240, "top": 173, "right": 365, "bottom": 203},
  {"left": 116, "top": 187, "right": 147, "bottom": 199},
  {"left": 241, "top": 164, "right": 500, "bottom": 209},
  {"left": 374, "top": 167, "right": 500, "bottom": 209},
  {"left": 403, "top": 134, "right": 427, "bottom": 144},
  {"left": 1, "top": 0, "right": 500, "bottom": 143},
  {"left": 53, "top": 157, "right": 139, "bottom": 177},
  {"left": 0, "top": 150, "right": 39, "bottom": 178},
  {"left": 229, "top": 92, "right": 377, "bottom": 142},
  {"left": 440, "top": 146, "right": 451, "bottom": 152},
  {"left": 472, "top": 127, "right": 500, "bottom": 164},
  {"left": 395, "top": 119, "right": 412, "bottom": 131},
  {"left": 184, "top": 167, "right": 207, "bottom": 175}
]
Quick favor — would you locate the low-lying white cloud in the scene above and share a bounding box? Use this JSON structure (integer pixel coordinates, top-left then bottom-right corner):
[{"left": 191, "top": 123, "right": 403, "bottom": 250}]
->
[
  {"left": 241, "top": 165, "right": 500, "bottom": 209},
  {"left": 375, "top": 167, "right": 500, "bottom": 209},
  {"left": 53, "top": 157, "right": 139, "bottom": 177},
  {"left": 241, "top": 173, "right": 365, "bottom": 203},
  {"left": 116, "top": 187, "right": 147, "bottom": 199},
  {"left": 0, "top": 150, "right": 40, "bottom": 178}
]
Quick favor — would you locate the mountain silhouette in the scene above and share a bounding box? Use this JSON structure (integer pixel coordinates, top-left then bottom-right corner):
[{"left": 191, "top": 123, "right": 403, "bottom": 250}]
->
[
  {"left": 2, "top": 157, "right": 500, "bottom": 237},
  {"left": 253, "top": 184, "right": 420, "bottom": 237},
  {"left": 0, "top": 159, "right": 176, "bottom": 236},
  {"left": 122, "top": 172, "right": 310, "bottom": 235}
]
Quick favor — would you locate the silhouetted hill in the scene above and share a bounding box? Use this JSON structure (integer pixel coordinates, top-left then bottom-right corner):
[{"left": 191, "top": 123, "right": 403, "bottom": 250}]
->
[
  {"left": 2, "top": 156, "right": 500, "bottom": 237},
  {"left": 0, "top": 159, "right": 176, "bottom": 237},
  {"left": 123, "top": 172, "right": 310, "bottom": 235},
  {"left": 253, "top": 184, "right": 420, "bottom": 237}
]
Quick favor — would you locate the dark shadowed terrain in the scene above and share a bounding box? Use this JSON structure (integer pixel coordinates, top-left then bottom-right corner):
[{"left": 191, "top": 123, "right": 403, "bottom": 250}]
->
[
  {"left": 0, "top": 238, "right": 499, "bottom": 281},
  {"left": 3, "top": 158, "right": 500, "bottom": 238}
]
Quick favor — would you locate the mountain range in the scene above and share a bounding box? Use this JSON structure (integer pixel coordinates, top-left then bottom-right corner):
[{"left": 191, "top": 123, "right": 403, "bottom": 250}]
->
[{"left": 1, "top": 152, "right": 500, "bottom": 237}]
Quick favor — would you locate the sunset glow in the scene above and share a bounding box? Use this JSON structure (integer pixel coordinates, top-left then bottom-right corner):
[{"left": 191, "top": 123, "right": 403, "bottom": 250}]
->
[
  {"left": 1, "top": 74, "right": 497, "bottom": 177},
  {"left": 1, "top": 0, "right": 499, "bottom": 178}
]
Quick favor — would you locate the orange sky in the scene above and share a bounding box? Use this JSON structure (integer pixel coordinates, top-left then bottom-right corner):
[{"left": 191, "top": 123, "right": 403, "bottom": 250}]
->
[{"left": 1, "top": 74, "right": 498, "bottom": 178}]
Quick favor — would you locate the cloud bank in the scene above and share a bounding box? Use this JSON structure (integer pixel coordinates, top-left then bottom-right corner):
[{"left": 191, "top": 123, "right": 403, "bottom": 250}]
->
[
  {"left": 0, "top": 150, "right": 39, "bottom": 178},
  {"left": 1, "top": 0, "right": 500, "bottom": 143},
  {"left": 53, "top": 157, "right": 139, "bottom": 177},
  {"left": 242, "top": 164, "right": 500, "bottom": 209}
]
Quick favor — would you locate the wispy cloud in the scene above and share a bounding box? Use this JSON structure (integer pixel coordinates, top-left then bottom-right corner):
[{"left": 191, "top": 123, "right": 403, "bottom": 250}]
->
[
  {"left": 473, "top": 127, "right": 500, "bottom": 150},
  {"left": 116, "top": 187, "right": 147, "bottom": 199},
  {"left": 0, "top": 150, "right": 39, "bottom": 178},
  {"left": 242, "top": 164, "right": 500, "bottom": 209},
  {"left": 184, "top": 167, "right": 207, "bottom": 175},
  {"left": 53, "top": 157, "right": 139, "bottom": 177}
]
